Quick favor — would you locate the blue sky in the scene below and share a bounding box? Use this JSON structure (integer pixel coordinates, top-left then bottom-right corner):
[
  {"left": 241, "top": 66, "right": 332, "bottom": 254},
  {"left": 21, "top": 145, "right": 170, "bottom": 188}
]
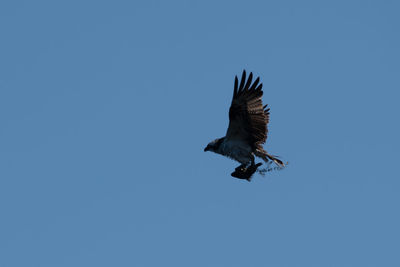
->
[{"left": 1, "top": 0, "right": 399, "bottom": 266}]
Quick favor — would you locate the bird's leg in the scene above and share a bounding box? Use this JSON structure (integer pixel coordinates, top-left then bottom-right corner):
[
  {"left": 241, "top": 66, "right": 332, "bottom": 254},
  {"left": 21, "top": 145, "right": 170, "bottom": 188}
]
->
[
  {"left": 250, "top": 157, "right": 255, "bottom": 167},
  {"left": 242, "top": 156, "right": 255, "bottom": 171}
]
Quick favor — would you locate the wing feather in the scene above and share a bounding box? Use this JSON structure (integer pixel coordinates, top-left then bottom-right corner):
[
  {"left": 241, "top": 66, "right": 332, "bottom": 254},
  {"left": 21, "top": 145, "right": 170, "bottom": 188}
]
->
[
  {"left": 238, "top": 71, "right": 246, "bottom": 91},
  {"left": 226, "top": 70, "right": 270, "bottom": 148},
  {"left": 233, "top": 76, "right": 238, "bottom": 97}
]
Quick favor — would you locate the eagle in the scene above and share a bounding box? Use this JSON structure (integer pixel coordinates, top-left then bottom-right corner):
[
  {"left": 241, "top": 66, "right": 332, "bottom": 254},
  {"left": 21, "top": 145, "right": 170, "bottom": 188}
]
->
[{"left": 204, "top": 70, "right": 285, "bottom": 181}]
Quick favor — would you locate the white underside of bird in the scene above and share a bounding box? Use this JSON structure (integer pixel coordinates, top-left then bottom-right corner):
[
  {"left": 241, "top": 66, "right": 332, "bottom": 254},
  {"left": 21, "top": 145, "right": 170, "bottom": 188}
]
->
[{"left": 218, "top": 139, "right": 254, "bottom": 165}]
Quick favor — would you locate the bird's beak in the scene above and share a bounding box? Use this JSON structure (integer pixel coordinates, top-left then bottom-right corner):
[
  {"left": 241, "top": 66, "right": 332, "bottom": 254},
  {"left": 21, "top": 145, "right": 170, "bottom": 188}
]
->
[{"left": 204, "top": 146, "right": 209, "bottom": 152}]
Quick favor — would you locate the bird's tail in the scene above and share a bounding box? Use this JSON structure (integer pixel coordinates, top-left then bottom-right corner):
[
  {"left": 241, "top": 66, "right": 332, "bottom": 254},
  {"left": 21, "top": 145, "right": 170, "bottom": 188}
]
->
[{"left": 255, "top": 149, "right": 285, "bottom": 168}]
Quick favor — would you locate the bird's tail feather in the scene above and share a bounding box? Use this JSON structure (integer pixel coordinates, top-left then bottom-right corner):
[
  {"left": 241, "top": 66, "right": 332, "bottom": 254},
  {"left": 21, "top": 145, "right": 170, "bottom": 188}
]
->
[
  {"left": 255, "top": 149, "right": 285, "bottom": 168},
  {"left": 265, "top": 153, "right": 285, "bottom": 167}
]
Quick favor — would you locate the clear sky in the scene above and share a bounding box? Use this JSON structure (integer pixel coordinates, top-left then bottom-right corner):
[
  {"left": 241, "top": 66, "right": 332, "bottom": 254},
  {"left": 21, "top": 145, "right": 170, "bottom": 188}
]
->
[{"left": 1, "top": 0, "right": 399, "bottom": 266}]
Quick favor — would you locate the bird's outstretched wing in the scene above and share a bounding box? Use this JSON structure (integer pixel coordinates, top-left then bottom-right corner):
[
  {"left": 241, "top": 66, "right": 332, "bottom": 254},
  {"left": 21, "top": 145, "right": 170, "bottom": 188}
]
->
[{"left": 226, "top": 70, "right": 270, "bottom": 148}]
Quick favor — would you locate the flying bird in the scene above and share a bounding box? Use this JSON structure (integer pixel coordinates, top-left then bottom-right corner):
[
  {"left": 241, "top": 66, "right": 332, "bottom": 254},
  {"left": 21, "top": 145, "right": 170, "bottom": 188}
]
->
[{"left": 204, "top": 70, "right": 285, "bottom": 181}]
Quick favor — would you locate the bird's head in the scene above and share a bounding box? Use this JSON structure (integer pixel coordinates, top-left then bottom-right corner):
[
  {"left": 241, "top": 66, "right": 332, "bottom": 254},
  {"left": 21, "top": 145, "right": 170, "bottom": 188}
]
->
[{"left": 204, "top": 138, "right": 223, "bottom": 152}]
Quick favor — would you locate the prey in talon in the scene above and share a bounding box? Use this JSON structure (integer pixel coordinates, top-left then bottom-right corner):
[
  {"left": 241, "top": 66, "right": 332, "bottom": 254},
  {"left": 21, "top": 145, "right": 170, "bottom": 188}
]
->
[{"left": 231, "top": 162, "right": 263, "bottom": 181}]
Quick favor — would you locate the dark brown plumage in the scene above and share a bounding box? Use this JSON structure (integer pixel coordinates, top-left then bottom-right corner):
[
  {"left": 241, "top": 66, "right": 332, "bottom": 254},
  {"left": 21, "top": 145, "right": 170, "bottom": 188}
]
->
[
  {"left": 226, "top": 70, "right": 284, "bottom": 168},
  {"left": 227, "top": 70, "right": 270, "bottom": 148}
]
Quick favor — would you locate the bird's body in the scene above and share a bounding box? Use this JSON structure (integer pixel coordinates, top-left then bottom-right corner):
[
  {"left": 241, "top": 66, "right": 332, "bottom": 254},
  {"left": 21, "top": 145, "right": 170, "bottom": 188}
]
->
[
  {"left": 204, "top": 70, "right": 285, "bottom": 181},
  {"left": 213, "top": 138, "right": 254, "bottom": 165}
]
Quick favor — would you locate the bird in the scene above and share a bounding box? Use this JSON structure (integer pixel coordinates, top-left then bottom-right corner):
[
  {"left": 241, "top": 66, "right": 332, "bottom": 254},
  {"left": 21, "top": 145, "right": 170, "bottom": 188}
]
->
[{"left": 204, "top": 70, "right": 285, "bottom": 181}]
